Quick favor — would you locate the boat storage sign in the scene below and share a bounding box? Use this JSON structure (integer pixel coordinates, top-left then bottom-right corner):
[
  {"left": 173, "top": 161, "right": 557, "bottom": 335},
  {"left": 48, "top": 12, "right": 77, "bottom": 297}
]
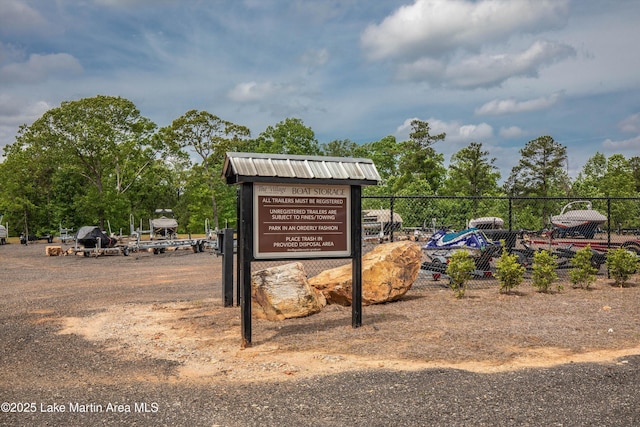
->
[{"left": 253, "top": 183, "right": 351, "bottom": 259}]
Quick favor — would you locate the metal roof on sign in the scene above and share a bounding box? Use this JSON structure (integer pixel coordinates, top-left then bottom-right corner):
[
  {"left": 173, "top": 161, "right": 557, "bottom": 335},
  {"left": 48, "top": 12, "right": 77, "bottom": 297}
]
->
[{"left": 222, "top": 152, "right": 381, "bottom": 185}]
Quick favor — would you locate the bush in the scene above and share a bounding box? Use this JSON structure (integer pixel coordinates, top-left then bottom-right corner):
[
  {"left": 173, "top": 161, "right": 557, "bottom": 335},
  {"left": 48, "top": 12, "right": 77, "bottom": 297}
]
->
[
  {"left": 606, "top": 248, "right": 638, "bottom": 287},
  {"left": 532, "top": 249, "right": 560, "bottom": 293},
  {"left": 495, "top": 242, "right": 525, "bottom": 294},
  {"left": 446, "top": 250, "right": 475, "bottom": 298},
  {"left": 569, "top": 245, "right": 598, "bottom": 289}
]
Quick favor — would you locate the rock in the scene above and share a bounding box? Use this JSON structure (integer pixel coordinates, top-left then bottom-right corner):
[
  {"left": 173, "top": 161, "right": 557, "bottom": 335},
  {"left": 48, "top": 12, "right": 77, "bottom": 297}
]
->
[
  {"left": 308, "top": 241, "right": 422, "bottom": 306},
  {"left": 251, "top": 262, "right": 326, "bottom": 321},
  {"left": 45, "top": 246, "right": 63, "bottom": 256}
]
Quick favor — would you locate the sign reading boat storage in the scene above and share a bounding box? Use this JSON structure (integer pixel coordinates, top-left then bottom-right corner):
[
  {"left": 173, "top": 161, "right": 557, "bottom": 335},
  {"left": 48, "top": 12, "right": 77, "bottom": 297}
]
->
[{"left": 254, "top": 184, "right": 350, "bottom": 259}]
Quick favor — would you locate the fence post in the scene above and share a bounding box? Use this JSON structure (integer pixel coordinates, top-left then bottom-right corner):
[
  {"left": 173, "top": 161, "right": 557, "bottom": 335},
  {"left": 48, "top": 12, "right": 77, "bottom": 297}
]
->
[
  {"left": 508, "top": 197, "right": 513, "bottom": 232},
  {"left": 389, "top": 196, "right": 395, "bottom": 242},
  {"left": 220, "top": 228, "right": 234, "bottom": 307},
  {"left": 607, "top": 197, "right": 611, "bottom": 249}
]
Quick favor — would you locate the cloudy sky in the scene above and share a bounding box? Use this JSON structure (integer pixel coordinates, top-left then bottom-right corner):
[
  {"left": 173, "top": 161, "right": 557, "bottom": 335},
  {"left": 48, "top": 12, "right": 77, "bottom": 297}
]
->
[{"left": 1, "top": 0, "right": 639, "bottom": 181}]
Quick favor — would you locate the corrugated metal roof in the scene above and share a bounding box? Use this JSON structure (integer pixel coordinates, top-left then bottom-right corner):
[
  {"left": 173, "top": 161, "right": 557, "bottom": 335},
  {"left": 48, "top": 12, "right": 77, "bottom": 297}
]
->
[{"left": 223, "top": 152, "right": 381, "bottom": 185}]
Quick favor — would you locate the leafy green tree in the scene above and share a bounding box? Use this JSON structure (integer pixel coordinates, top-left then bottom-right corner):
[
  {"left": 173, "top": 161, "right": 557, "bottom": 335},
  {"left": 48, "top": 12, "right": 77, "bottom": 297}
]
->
[
  {"left": 531, "top": 250, "right": 560, "bottom": 293},
  {"left": 4, "top": 95, "right": 160, "bottom": 231},
  {"left": 395, "top": 120, "right": 446, "bottom": 194},
  {"left": 495, "top": 241, "right": 525, "bottom": 294},
  {"left": 255, "top": 117, "right": 321, "bottom": 155},
  {"left": 446, "top": 250, "right": 475, "bottom": 298},
  {"left": 0, "top": 141, "right": 48, "bottom": 236},
  {"left": 355, "top": 136, "right": 401, "bottom": 200},
  {"left": 573, "top": 153, "right": 638, "bottom": 229},
  {"left": 442, "top": 142, "right": 501, "bottom": 197},
  {"left": 504, "top": 135, "right": 569, "bottom": 224},
  {"left": 505, "top": 135, "right": 568, "bottom": 197},
  {"left": 606, "top": 248, "right": 638, "bottom": 287},
  {"left": 321, "top": 139, "right": 358, "bottom": 157},
  {"left": 629, "top": 156, "right": 640, "bottom": 193},
  {"left": 569, "top": 245, "right": 598, "bottom": 289},
  {"left": 162, "top": 110, "right": 251, "bottom": 230}
]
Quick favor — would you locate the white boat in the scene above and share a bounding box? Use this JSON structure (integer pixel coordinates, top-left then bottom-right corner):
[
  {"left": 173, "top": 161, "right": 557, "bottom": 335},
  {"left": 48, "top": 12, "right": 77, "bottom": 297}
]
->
[
  {"left": 468, "top": 216, "right": 504, "bottom": 230},
  {"left": 0, "top": 216, "right": 7, "bottom": 245},
  {"left": 150, "top": 209, "right": 178, "bottom": 240},
  {"left": 550, "top": 201, "right": 606, "bottom": 239},
  {"left": 362, "top": 209, "right": 402, "bottom": 237}
]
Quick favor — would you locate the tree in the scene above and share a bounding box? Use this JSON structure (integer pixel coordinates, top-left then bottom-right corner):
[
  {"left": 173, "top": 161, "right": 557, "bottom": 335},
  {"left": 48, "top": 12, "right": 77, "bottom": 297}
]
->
[
  {"left": 571, "top": 152, "right": 607, "bottom": 198},
  {"left": 504, "top": 135, "right": 569, "bottom": 223},
  {"left": 629, "top": 156, "right": 640, "bottom": 193},
  {"left": 572, "top": 153, "right": 638, "bottom": 229},
  {"left": 162, "top": 110, "right": 251, "bottom": 230},
  {"left": 255, "top": 117, "right": 321, "bottom": 155},
  {"left": 0, "top": 140, "right": 47, "bottom": 236},
  {"left": 5, "top": 95, "right": 160, "bottom": 230},
  {"left": 321, "top": 139, "right": 358, "bottom": 157},
  {"left": 505, "top": 136, "right": 568, "bottom": 197},
  {"left": 354, "top": 135, "right": 400, "bottom": 184},
  {"left": 442, "top": 142, "right": 501, "bottom": 197},
  {"left": 396, "top": 120, "right": 446, "bottom": 194}
]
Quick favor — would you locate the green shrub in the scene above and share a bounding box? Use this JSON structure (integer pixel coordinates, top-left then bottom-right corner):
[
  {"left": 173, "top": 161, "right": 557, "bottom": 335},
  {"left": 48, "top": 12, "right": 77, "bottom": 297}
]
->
[
  {"left": 446, "top": 250, "right": 475, "bottom": 298},
  {"left": 495, "top": 241, "right": 525, "bottom": 294},
  {"left": 606, "top": 248, "right": 638, "bottom": 287},
  {"left": 531, "top": 249, "right": 560, "bottom": 293},
  {"left": 569, "top": 245, "right": 598, "bottom": 289}
]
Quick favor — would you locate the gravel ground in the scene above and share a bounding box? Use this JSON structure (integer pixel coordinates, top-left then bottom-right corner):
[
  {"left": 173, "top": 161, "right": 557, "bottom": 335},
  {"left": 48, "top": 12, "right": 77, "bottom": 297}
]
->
[{"left": 1, "top": 241, "right": 639, "bottom": 426}]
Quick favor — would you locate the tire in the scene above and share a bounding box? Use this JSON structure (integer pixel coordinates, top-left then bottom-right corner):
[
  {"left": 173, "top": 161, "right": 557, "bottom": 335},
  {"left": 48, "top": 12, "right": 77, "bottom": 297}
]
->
[{"left": 621, "top": 242, "right": 640, "bottom": 255}]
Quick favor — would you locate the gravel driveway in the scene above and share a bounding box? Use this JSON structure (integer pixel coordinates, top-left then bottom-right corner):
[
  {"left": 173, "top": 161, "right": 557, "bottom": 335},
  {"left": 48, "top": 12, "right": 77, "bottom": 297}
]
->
[{"left": 1, "top": 242, "right": 638, "bottom": 426}]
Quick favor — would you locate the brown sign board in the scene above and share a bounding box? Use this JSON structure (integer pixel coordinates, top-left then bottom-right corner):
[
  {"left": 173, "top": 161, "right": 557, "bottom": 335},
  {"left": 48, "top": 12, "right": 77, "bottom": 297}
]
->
[{"left": 253, "top": 183, "right": 351, "bottom": 259}]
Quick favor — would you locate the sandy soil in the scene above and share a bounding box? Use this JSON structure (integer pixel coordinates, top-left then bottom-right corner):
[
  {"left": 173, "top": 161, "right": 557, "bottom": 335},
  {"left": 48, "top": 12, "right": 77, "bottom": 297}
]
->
[{"left": 3, "top": 240, "right": 640, "bottom": 385}]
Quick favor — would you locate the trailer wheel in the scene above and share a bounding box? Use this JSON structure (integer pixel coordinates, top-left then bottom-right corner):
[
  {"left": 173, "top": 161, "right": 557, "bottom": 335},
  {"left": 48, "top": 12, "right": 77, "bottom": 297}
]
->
[
  {"left": 621, "top": 242, "right": 640, "bottom": 255},
  {"left": 122, "top": 247, "right": 129, "bottom": 256}
]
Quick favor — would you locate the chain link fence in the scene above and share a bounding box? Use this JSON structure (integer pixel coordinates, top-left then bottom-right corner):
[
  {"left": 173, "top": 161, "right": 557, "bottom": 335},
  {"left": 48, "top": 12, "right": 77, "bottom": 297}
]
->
[
  {"left": 239, "top": 196, "right": 640, "bottom": 295},
  {"left": 361, "top": 195, "right": 640, "bottom": 289}
]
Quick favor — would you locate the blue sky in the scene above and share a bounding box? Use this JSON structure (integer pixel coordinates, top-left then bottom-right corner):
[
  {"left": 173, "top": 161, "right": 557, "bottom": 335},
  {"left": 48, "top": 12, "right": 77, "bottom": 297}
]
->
[{"left": 1, "top": 0, "right": 639, "bottom": 181}]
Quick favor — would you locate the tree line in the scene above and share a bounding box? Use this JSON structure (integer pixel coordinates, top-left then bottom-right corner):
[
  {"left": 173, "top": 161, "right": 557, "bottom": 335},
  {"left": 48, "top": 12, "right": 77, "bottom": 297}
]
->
[{"left": 1, "top": 95, "right": 639, "bottom": 237}]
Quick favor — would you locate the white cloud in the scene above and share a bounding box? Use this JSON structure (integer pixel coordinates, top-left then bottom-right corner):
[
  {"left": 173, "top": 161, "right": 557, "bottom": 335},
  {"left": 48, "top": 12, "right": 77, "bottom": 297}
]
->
[
  {"left": 93, "top": 0, "right": 174, "bottom": 7},
  {"left": 499, "top": 126, "right": 525, "bottom": 139},
  {"left": 476, "top": 92, "right": 563, "bottom": 115},
  {"left": 228, "top": 81, "right": 293, "bottom": 102},
  {"left": 362, "top": 0, "right": 575, "bottom": 89},
  {"left": 0, "top": 53, "right": 83, "bottom": 84},
  {"left": 299, "top": 48, "right": 329, "bottom": 70},
  {"left": 396, "top": 117, "right": 493, "bottom": 144},
  {"left": 618, "top": 113, "right": 640, "bottom": 134},
  {"left": 397, "top": 41, "right": 575, "bottom": 88},
  {"left": 0, "top": 95, "right": 52, "bottom": 151},
  {"left": 361, "top": 0, "right": 570, "bottom": 61},
  {"left": 602, "top": 135, "right": 640, "bottom": 150},
  {"left": 599, "top": 112, "right": 640, "bottom": 153},
  {"left": 0, "top": 0, "right": 47, "bottom": 34}
]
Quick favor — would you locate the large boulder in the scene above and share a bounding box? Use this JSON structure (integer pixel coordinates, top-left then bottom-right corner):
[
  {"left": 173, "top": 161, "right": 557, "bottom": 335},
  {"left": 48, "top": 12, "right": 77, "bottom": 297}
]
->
[
  {"left": 308, "top": 241, "right": 422, "bottom": 306},
  {"left": 251, "top": 262, "right": 326, "bottom": 321}
]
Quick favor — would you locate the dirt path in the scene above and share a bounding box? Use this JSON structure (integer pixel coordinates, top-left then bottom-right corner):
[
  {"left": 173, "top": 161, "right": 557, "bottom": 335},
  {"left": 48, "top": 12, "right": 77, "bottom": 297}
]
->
[{"left": 2, "top": 241, "right": 639, "bottom": 386}]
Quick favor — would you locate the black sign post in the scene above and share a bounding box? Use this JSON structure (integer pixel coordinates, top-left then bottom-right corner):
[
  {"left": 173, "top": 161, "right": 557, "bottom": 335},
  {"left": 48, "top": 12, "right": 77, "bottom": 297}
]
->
[{"left": 222, "top": 153, "right": 380, "bottom": 347}]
